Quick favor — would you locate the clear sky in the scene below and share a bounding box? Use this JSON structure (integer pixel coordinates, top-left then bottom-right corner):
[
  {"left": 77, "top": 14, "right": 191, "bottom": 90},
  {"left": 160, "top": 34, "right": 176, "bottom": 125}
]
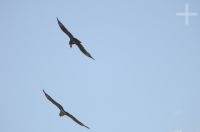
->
[{"left": 0, "top": 0, "right": 200, "bottom": 132}]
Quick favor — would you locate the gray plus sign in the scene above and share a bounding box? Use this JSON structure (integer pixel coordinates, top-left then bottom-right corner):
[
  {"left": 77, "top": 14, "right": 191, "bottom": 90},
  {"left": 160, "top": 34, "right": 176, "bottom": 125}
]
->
[{"left": 176, "top": 3, "right": 198, "bottom": 25}]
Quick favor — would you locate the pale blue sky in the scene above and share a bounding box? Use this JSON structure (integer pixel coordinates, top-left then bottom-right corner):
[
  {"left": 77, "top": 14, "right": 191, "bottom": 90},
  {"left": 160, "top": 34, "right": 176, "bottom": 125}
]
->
[{"left": 0, "top": 0, "right": 200, "bottom": 132}]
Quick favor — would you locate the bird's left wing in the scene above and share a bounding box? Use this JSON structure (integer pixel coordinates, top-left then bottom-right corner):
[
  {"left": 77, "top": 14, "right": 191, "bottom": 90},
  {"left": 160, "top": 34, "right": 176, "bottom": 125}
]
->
[
  {"left": 43, "top": 90, "right": 64, "bottom": 111},
  {"left": 57, "top": 18, "right": 74, "bottom": 39}
]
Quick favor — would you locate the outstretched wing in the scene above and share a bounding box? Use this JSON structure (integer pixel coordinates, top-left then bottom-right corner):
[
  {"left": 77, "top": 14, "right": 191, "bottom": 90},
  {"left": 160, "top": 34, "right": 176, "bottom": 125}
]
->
[
  {"left": 76, "top": 43, "right": 95, "bottom": 60},
  {"left": 43, "top": 90, "right": 64, "bottom": 111},
  {"left": 57, "top": 18, "right": 74, "bottom": 39},
  {"left": 64, "top": 111, "right": 90, "bottom": 129}
]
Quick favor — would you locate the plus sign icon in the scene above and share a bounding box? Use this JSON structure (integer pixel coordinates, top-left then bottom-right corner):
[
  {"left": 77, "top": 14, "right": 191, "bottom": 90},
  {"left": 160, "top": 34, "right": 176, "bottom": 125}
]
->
[{"left": 176, "top": 3, "right": 198, "bottom": 25}]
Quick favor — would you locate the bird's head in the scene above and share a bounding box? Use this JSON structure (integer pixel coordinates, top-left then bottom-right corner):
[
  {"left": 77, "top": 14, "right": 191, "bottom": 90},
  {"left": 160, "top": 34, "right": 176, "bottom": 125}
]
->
[
  {"left": 69, "top": 44, "right": 72, "bottom": 48},
  {"left": 69, "top": 39, "right": 74, "bottom": 48},
  {"left": 59, "top": 111, "right": 65, "bottom": 117},
  {"left": 68, "top": 41, "right": 73, "bottom": 48}
]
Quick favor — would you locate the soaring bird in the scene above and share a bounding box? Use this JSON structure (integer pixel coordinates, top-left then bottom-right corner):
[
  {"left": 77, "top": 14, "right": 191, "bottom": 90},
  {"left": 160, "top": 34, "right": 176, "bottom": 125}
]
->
[
  {"left": 57, "top": 18, "right": 95, "bottom": 60},
  {"left": 43, "top": 90, "right": 90, "bottom": 129}
]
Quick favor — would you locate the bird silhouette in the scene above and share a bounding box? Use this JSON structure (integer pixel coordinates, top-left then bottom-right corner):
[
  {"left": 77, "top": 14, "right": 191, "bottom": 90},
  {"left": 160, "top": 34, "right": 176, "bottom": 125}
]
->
[
  {"left": 57, "top": 18, "right": 95, "bottom": 60},
  {"left": 43, "top": 90, "right": 90, "bottom": 129}
]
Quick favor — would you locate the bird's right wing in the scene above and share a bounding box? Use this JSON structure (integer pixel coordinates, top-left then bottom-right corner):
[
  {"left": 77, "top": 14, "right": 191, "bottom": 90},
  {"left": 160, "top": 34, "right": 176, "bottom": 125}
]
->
[
  {"left": 43, "top": 90, "right": 64, "bottom": 111},
  {"left": 57, "top": 18, "right": 74, "bottom": 39},
  {"left": 64, "top": 111, "right": 90, "bottom": 129},
  {"left": 76, "top": 43, "right": 95, "bottom": 60}
]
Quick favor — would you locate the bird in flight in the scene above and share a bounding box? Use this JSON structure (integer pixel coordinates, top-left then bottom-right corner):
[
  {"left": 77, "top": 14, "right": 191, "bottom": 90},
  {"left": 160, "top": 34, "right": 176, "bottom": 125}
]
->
[
  {"left": 43, "top": 90, "right": 90, "bottom": 129},
  {"left": 57, "top": 18, "right": 95, "bottom": 60}
]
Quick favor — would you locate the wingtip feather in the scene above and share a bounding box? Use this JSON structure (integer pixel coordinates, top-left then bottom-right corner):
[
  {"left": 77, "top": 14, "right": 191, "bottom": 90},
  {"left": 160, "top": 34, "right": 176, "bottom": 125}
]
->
[
  {"left": 42, "top": 89, "right": 47, "bottom": 95},
  {"left": 85, "top": 126, "right": 90, "bottom": 129}
]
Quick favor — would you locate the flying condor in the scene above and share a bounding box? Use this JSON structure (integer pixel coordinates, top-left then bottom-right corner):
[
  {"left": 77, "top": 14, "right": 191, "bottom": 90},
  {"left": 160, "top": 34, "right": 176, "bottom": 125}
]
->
[
  {"left": 43, "top": 90, "right": 90, "bottom": 129},
  {"left": 57, "top": 18, "right": 94, "bottom": 60}
]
